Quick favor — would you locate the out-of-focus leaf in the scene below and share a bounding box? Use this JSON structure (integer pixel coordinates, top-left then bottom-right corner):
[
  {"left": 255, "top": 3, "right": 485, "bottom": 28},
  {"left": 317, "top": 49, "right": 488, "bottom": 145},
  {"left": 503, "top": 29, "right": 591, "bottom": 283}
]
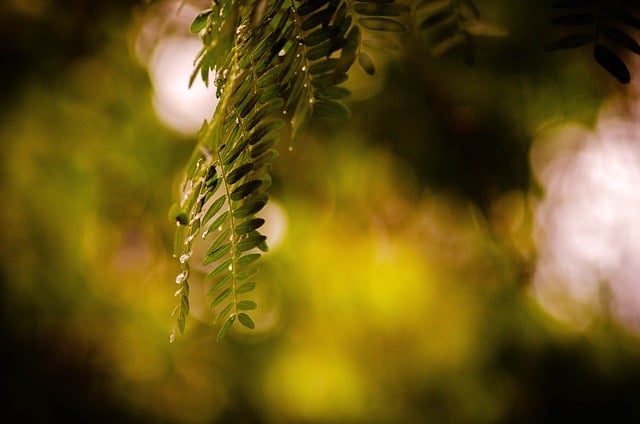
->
[
  {"left": 314, "top": 99, "right": 351, "bottom": 119},
  {"left": 358, "top": 52, "right": 375, "bottom": 75},
  {"left": 594, "top": 43, "right": 630, "bottom": 83},
  {"left": 545, "top": 33, "right": 594, "bottom": 51},
  {"left": 604, "top": 5, "right": 640, "bottom": 30},
  {"left": 169, "top": 203, "right": 188, "bottom": 225},
  {"left": 600, "top": 26, "right": 640, "bottom": 55},
  {"left": 359, "top": 17, "right": 409, "bottom": 32}
]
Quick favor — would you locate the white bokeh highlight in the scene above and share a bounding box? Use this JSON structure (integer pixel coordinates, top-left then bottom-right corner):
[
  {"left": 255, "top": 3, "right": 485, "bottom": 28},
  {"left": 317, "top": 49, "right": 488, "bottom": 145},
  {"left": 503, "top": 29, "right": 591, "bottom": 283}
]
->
[
  {"left": 148, "top": 35, "right": 218, "bottom": 136},
  {"left": 532, "top": 113, "right": 640, "bottom": 333}
]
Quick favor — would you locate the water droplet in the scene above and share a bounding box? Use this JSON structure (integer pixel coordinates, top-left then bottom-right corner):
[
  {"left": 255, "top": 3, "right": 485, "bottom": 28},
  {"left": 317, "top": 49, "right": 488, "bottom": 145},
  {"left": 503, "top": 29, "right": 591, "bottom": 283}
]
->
[
  {"left": 169, "top": 333, "right": 175, "bottom": 343},
  {"left": 282, "top": 110, "right": 287, "bottom": 115},
  {"left": 174, "top": 287, "right": 183, "bottom": 297},
  {"left": 309, "top": 98, "right": 314, "bottom": 104},
  {"left": 179, "top": 252, "right": 192, "bottom": 263},
  {"left": 202, "top": 230, "right": 209, "bottom": 239},
  {"left": 288, "top": 146, "right": 293, "bottom": 152},
  {"left": 301, "top": 66, "right": 307, "bottom": 72},
  {"left": 228, "top": 264, "right": 233, "bottom": 271},
  {"left": 303, "top": 83, "right": 308, "bottom": 88},
  {"left": 218, "top": 225, "right": 224, "bottom": 232},
  {"left": 175, "top": 270, "right": 188, "bottom": 284}
]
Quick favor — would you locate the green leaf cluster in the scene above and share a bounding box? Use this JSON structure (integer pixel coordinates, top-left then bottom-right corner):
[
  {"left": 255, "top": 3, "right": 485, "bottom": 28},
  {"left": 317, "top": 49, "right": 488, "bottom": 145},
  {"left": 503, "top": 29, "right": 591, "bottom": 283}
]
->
[
  {"left": 171, "top": 0, "right": 409, "bottom": 341},
  {"left": 415, "top": 0, "right": 506, "bottom": 65},
  {"left": 546, "top": 0, "right": 640, "bottom": 84},
  {"left": 170, "top": 0, "right": 640, "bottom": 342}
]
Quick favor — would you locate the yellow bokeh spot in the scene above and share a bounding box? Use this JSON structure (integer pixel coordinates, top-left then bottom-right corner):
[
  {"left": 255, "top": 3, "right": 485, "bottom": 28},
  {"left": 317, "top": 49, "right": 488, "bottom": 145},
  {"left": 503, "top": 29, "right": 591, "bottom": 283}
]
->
[{"left": 262, "top": 346, "right": 366, "bottom": 422}]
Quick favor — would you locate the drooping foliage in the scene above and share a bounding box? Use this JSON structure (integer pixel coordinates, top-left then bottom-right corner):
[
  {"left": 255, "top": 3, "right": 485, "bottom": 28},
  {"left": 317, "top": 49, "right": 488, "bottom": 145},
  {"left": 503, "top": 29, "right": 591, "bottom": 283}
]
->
[
  {"left": 169, "top": 0, "right": 640, "bottom": 342},
  {"left": 414, "top": 0, "right": 506, "bottom": 65},
  {"left": 170, "top": 0, "right": 411, "bottom": 341},
  {"left": 546, "top": 0, "right": 640, "bottom": 84}
]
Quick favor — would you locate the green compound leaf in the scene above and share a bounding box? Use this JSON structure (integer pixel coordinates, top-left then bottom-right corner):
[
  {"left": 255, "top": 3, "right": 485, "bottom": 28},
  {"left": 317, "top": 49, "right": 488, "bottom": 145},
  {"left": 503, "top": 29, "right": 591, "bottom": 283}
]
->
[
  {"left": 236, "top": 268, "right": 258, "bottom": 281},
  {"left": 175, "top": 0, "right": 406, "bottom": 341},
  {"left": 237, "top": 300, "right": 258, "bottom": 310},
  {"left": 233, "top": 200, "right": 266, "bottom": 219},
  {"left": 238, "top": 313, "right": 256, "bottom": 329},
  {"left": 205, "top": 258, "right": 233, "bottom": 282},
  {"left": 190, "top": 9, "right": 213, "bottom": 34},
  {"left": 217, "top": 314, "right": 236, "bottom": 341},
  {"left": 214, "top": 302, "right": 234, "bottom": 324},
  {"left": 314, "top": 99, "right": 351, "bottom": 119},
  {"left": 202, "top": 195, "right": 227, "bottom": 226},
  {"left": 207, "top": 273, "right": 233, "bottom": 296},
  {"left": 210, "top": 287, "right": 232, "bottom": 308},
  {"left": 227, "top": 163, "right": 255, "bottom": 185},
  {"left": 203, "top": 242, "right": 232, "bottom": 265},
  {"left": 230, "top": 180, "right": 263, "bottom": 201},
  {"left": 238, "top": 253, "right": 262, "bottom": 267},
  {"left": 235, "top": 218, "right": 266, "bottom": 235},
  {"left": 236, "top": 282, "right": 257, "bottom": 294},
  {"left": 237, "top": 234, "right": 268, "bottom": 253}
]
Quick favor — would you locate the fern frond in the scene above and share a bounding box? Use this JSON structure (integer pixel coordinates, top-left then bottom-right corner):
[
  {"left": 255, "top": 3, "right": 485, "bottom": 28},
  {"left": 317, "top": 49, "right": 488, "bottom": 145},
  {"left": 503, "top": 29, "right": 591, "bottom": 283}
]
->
[
  {"left": 414, "top": 0, "right": 505, "bottom": 65},
  {"left": 546, "top": 0, "right": 640, "bottom": 83}
]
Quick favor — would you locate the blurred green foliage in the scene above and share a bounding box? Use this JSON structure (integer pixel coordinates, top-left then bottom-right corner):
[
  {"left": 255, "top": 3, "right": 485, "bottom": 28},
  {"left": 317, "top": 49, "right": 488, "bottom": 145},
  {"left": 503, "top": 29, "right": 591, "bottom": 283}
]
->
[{"left": 2, "top": 1, "right": 640, "bottom": 423}]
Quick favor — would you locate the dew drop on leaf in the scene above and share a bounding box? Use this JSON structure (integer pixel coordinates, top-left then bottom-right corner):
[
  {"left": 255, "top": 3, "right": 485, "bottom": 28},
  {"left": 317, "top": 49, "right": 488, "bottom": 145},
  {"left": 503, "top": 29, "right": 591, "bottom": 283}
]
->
[{"left": 176, "top": 270, "right": 188, "bottom": 284}]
